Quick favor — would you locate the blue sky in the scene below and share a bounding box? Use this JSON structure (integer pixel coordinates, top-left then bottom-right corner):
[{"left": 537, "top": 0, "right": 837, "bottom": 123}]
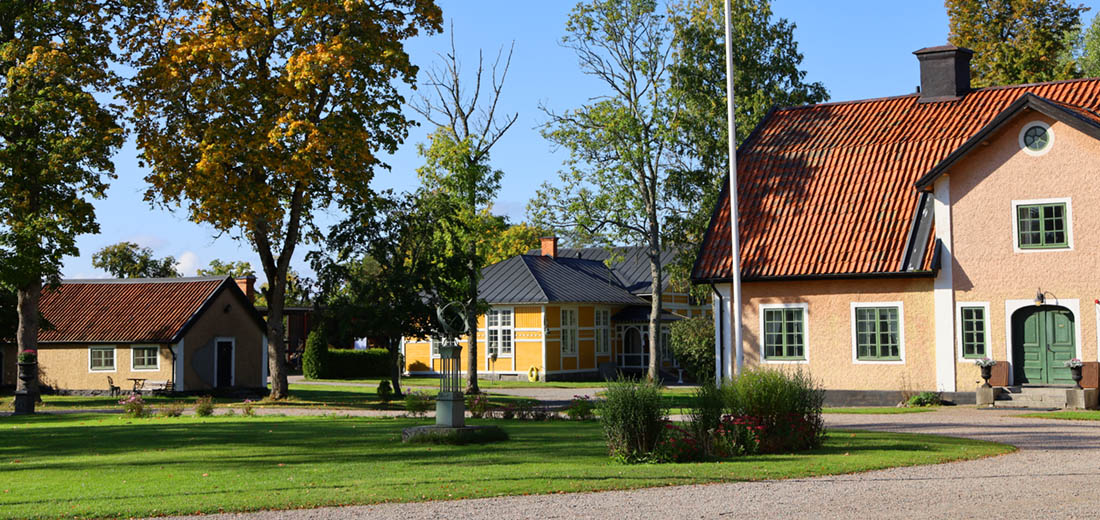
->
[{"left": 62, "top": 0, "right": 1100, "bottom": 281}]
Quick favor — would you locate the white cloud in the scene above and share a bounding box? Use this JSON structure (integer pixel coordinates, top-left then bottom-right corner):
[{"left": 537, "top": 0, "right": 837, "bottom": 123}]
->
[{"left": 175, "top": 251, "right": 200, "bottom": 276}]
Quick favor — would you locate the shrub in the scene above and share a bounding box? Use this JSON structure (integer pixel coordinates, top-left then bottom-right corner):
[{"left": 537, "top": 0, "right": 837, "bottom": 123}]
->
[
  {"left": 159, "top": 403, "right": 185, "bottom": 417},
  {"left": 669, "top": 317, "right": 715, "bottom": 383},
  {"left": 404, "top": 390, "right": 431, "bottom": 417},
  {"left": 566, "top": 395, "right": 595, "bottom": 421},
  {"left": 466, "top": 393, "right": 489, "bottom": 418},
  {"left": 596, "top": 377, "right": 668, "bottom": 463},
  {"left": 324, "top": 349, "right": 390, "bottom": 379},
  {"left": 405, "top": 426, "right": 509, "bottom": 445},
  {"left": 723, "top": 368, "right": 825, "bottom": 454},
  {"left": 908, "top": 391, "right": 942, "bottom": 407},
  {"left": 194, "top": 395, "right": 215, "bottom": 417},
  {"left": 685, "top": 381, "right": 725, "bottom": 455},
  {"left": 119, "top": 394, "right": 147, "bottom": 418},
  {"left": 377, "top": 380, "right": 394, "bottom": 404},
  {"left": 302, "top": 327, "right": 329, "bottom": 380}
]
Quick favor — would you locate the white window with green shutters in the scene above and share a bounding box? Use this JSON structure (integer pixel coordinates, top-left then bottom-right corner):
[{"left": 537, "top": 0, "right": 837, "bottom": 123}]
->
[
  {"left": 851, "top": 302, "right": 905, "bottom": 364},
  {"left": 955, "top": 302, "right": 990, "bottom": 361},
  {"left": 1012, "top": 198, "right": 1072, "bottom": 252},
  {"left": 131, "top": 345, "right": 160, "bottom": 371},
  {"left": 760, "top": 303, "right": 808, "bottom": 363}
]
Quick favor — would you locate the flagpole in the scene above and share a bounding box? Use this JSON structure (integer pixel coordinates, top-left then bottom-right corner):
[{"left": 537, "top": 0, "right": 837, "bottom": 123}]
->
[{"left": 723, "top": 0, "right": 743, "bottom": 381}]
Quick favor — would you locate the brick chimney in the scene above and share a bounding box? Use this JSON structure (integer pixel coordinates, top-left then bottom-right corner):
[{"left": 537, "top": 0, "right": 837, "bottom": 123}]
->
[
  {"left": 234, "top": 275, "right": 256, "bottom": 303},
  {"left": 540, "top": 236, "right": 558, "bottom": 258},
  {"left": 913, "top": 45, "right": 973, "bottom": 102}
]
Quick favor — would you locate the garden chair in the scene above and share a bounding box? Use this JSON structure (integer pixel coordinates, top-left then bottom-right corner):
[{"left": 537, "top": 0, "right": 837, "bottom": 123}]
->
[{"left": 106, "top": 376, "right": 121, "bottom": 397}]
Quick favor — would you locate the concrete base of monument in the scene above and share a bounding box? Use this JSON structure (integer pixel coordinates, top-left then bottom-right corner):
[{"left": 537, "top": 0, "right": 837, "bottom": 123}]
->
[
  {"left": 401, "top": 424, "right": 509, "bottom": 445},
  {"left": 436, "top": 392, "right": 466, "bottom": 428}
]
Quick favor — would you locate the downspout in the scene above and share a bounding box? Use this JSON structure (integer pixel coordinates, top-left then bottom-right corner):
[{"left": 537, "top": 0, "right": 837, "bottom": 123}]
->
[{"left": 711, "top": 283, "right": 725, "bottom": 385}]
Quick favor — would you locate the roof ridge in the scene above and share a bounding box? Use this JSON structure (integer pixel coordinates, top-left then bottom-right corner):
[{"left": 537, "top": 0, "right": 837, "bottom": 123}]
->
[
  {"left": 518, "top": 256, "right": 551, "bottom": 302},
  {"left": 61, "top": 275, "right": 229, "bottom": 284}
]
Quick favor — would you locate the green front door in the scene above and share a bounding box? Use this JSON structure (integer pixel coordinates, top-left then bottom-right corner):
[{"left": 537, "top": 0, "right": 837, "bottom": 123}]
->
[{"left": 1013, "top": 306, "right": 1076, "bottom": 385}]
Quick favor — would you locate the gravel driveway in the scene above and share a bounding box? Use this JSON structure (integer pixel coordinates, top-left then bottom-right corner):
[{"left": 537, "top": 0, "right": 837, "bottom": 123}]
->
[{"left": 156, "top": 407, "right": 1100, "bottom": 519}]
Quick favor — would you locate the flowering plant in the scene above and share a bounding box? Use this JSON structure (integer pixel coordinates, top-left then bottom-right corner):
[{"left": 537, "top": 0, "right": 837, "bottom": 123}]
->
[
  {"left": 119, "top": 394, "right": 147, "bottom": 418},
  {"left": 566, "top": 395, "right": 595, "bottom": 421},
  {"left": 1065, "top": 358, "right": 1084, "bottom": 368},
  {"left": 974, "top": 357, "right": 997, "bottom": 368},
  {"left": 17, "top": 349, "right": 37, "bottom": 363}
]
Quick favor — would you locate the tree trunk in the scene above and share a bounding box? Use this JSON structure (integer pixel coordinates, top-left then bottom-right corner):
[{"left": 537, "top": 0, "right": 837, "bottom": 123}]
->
[
  {"left": 465, "top": 239, "right": 480, "bottom": 394},
  {"left": 266, "top": 270, "right": 289, "bottom": 399},
  {"left": 389, "top": 336, "right": 403, "bottom": 398},
  {"left": 646, "top": 216, "right": 663, "bottom": 382},
  {"left": 16, "top": 277, "right": 41, "bottom": 412}
]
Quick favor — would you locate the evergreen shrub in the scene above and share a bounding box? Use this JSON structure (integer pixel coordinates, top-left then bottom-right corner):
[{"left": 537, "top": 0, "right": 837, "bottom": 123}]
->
[
  {"left": 302, "top": 328, "right": 329, "bottom": 380},
  {"left": 596, "top": 377, "right": 667, "bottom": 463}
]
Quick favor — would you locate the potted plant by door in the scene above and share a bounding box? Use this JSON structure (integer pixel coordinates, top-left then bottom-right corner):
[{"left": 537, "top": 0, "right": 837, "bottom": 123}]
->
[
  {"left": 1065, "top": 358, "right": 1085, "bottom": 389},
  {"left": 974, "top": 357, "right": 996, "bottom": 388}
]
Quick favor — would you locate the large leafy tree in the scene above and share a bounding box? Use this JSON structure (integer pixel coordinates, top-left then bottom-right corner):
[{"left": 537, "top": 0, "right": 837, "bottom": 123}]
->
[
  {"left": 92, "top": 242, "right": 180, "bottom": 278},
  {"left": 197, "top": 259, "right": 255, "bottom": 278},
  {"left": 314, "top": 191, "right": 467, "bottom": 397},
  {"left": 947, "top": 0, "right": 1087, "bottom": 87},
  {"left": 530, "top": 0, "right": 678, "bottom": 380},
  {"left": 481, "top": 222, "right": 550, "bottom": 265},
  {"left": 0, "top": 0, "right": 124, "bottom": 412},
  {"left": 664, "top": 0, "right": 827, "bottom": 286},
  {"left": 119, "top": 0, "right": 442, "bottom": 399},
  {"left": 412, "top": 33, "right": 517, "bottom": 394}
]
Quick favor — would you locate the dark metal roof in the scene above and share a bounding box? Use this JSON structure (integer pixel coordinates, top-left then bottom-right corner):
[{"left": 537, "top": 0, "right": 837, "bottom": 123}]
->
[
  {"left": 611, "top": 306, "right": 685, "bottom": 323},
  {"left": 479, "top": 255, "right": 648, "bottom": 305},
  {"left": 524, "top": 246, "right": 681, "bottom": 294}
]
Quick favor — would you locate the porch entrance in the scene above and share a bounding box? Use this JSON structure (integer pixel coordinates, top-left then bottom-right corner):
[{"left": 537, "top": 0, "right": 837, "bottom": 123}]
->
[
  {"left": 618, "top": 327, "right": 649, "bottom": 369},
  {"left": 1012, "top": 305, "right": 1075, "bottom": 385}
]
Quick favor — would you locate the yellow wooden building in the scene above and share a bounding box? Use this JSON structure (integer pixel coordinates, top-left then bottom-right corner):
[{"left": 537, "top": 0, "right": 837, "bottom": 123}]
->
[{"left": 402, "top": 238, "right": 709, "bottom": 381}]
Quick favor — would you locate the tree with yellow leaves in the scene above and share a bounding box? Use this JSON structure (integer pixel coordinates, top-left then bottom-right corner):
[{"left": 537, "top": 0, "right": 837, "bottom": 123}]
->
[
  {"left": 0, "top": 0, "right": 124, "bottom": 414},
  {"left": 119, "top": 0, "right": 442, "bottom": 398}
]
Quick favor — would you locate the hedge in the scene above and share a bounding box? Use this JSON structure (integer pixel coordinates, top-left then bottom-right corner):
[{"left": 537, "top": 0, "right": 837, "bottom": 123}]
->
[{"left": 324, "top": 348, "right": 391, "bottom": 379}]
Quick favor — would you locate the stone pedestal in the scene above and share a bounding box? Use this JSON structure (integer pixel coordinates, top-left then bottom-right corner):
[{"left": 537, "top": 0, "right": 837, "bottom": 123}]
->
[
  {"left": 976, "top": 385, "right": 997, "bottom": 407},
  {"left": 1065, "top": 388, "right": 1098, "bottom": 410},
  {"left": 13, "top": 362, "right": 37, "bottom": 415},
  {"left": 436, "top": 390, "right": 465, "bottom": 428}
]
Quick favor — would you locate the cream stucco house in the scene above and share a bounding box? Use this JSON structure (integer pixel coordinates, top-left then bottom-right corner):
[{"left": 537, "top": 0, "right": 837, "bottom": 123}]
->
[{"left": 694, "top": 45, "right": 1100, "bottom": 401}]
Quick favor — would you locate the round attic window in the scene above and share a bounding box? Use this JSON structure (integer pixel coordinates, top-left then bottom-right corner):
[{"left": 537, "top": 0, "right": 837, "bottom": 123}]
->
[{"left": 1019, "top": 121, "right": 1053, "bottom": 156}]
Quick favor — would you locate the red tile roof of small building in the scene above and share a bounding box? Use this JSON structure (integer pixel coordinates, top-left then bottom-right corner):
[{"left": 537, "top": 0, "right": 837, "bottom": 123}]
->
[
  {"left": 692, "top": 78, "right": 1100, "bottom": 282},
  {"left": 38, "top": 277, "right": 231, "bottom": 343}
]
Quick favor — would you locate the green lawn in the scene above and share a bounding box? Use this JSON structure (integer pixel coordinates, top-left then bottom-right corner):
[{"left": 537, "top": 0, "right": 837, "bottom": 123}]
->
[
  {"left": 0, "top": 414, "right": 1012, "bottom": 519},
  {"left": 1019, "top": 410, "right": 1100, "bottom": 421},
  {"left": 7, "top": 383, "right": 517, "bottom": 413},
  {"left": 309, "top": 377, "right": 618, "bottom": 389},
  {"left": 823, "top": 407, "right": 940, "bottom": 415}
]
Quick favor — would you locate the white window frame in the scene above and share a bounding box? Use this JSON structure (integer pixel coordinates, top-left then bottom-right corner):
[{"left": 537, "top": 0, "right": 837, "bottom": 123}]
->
[
  {"left": 759, "top": 302, "right": 810, "bottom": 364},
  {"left": 955, "top": 301, "right": 991, "bottom": 362},
  {"left": 131, "top": 345, "right": 161, "bottom": 371},
  {"left": 486, "top": 307, "right": 514, "bottom": 358},
  {"left": 1011, "top": 197, "right": 1073, "bottom": 253},
  {"left": 88, "top": 345, "right": 117, "bottom": 372},
  {"left": 561, "top": 307, "right": 578, "bottom": 357},
  {"left": 430, "top": 337, "right": 441, "bottom": 359},
  {"left": 850, "top": 302, "right": 906, "bottom": 365},
  {"left": 594, "top": 308, "right": 611, "bottom": 355},
  {"left": 1018, "top": 120, "right": 1054, "bottom": 157}
]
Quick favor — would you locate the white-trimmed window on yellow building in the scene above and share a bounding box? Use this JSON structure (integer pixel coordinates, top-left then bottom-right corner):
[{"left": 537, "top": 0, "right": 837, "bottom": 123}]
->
[
  {"left": 561, "top": 308, "right": 578, "bottom": 356},
  {"left": 595, "top": 308, "right": 611, "bottom": 355},
  {"left": 487, "top": 308, "right": 513, "bottom": 357}
]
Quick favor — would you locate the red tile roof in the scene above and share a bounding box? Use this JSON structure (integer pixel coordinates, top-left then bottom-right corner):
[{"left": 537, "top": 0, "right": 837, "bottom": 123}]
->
[
  {"left": 693, "top": 78, "right": 1100, "bottom": 282},
  {"left": 38, "top": 277, "right": 229, "bottom": 343}
]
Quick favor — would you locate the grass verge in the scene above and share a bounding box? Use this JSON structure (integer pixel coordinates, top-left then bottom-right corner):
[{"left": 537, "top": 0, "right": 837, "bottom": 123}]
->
[
  {"left": 0, "top": 414, "right": 1012, "bottom": 519},
  {"left": 1019, "top": 410, "right": 1100, "bottom": 421}
]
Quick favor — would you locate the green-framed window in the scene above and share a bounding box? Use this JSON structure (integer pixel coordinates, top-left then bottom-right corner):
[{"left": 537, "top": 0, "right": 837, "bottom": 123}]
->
[
  {"left": 1017, "top": 203, "right": 1068, "bottom": 249},
  {"left": 855, "top": 306, "right": 901, "bottom": 361},
  {"left": 960, "top": 306, "right": 987, "bottom": 359},
  {"left": 763, "top": 307, "right": 805, "bottom": 360},
  {"left": 89, "top": 346, "right": 115, "bottom": 371},
  {"left": 132, "top": 346, "right": 159, "bottom": 370}
]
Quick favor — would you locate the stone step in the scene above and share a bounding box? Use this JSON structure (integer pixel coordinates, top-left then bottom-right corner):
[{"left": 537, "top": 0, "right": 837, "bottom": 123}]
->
[{"left": 993, "top": 386, "right": 1073, "bottom": 408}]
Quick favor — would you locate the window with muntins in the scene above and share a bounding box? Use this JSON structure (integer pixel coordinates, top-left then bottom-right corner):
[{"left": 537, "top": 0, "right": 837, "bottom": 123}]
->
[
  {"left": 132, "top": 346, "right": 159, "bottom": 370},
  {"left": 430, "top": 337, "right": 441, "bottom": 357},
  {"left": 487, "top": 309, "right": 513, "bottom": 357},
  {"left": 561, "top": 309, "right": 578, "bottom": 356},
  {"left": 855, "top": 307, "right": 901, "bottom": 361},
  {"left": 763, "top": 308, "right": 805, "bottom": 360},
  {"left": 595, "top": 309, "right": 611, "bottom": 355},
  {"left": 1017, "top": 203, "right": 1067, "bottom": 249},
  {"left": 90, "top": 347, "right": 115, "bottom": 371},
  {"left": 960, "top": 307, "right": 987, "bottom": 358}
]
